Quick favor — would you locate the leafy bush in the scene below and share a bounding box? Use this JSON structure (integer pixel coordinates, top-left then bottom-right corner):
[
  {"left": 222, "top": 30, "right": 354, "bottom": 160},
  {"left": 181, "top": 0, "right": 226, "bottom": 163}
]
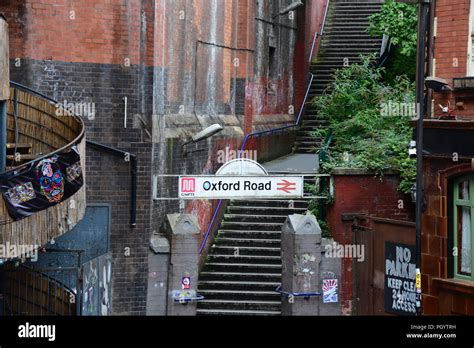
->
[
  {"left": 368, "top": 0, "right": 418, "bottom": 57},
  {"left": 313, "top": 55, "right": 416, "bottom": 194},
  {"left": 368, "top": 0, "right": 418, "bottom": 82}
]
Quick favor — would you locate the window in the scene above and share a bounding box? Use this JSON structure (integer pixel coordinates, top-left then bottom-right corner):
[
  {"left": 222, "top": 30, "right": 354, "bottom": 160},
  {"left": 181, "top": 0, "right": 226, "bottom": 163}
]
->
[{"left": 453, "top": 174, "right": 474, "bottom": 280}]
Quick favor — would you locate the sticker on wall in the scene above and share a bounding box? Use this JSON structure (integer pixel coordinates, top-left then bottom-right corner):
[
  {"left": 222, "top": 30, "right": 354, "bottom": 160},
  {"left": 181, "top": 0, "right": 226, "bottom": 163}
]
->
[
  {"left": 182, "top": 276, "right": 190, "bottom": 290},
  {"left": 322, "top": 279, "right": 338, "bottom": 304}
]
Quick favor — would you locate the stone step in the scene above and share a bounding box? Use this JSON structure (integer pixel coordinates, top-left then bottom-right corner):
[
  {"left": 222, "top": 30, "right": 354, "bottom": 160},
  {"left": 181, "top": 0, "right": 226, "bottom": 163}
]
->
[
  {"left": 223, "top": 214, "right": 287, "bottom": 224},
  {"left": 210, "top": 245, "right": 281, "bottom": 257},
  {"left": 199, "top": 271, "right": 281, "bottom": 282},
  {"left": 218, "top": 230, "right": 282, "bottom": 240},
  {"left": 215, "top": 238, "right": 281, "bottom": 248},
  {"left": 227, "top": 205, "right": 307, "bottom": 214},
  {"left": 197, "top": 299, "right": 281, "bottom": 312},
  {"left": 230, "top": 199, "right": 309, "bottom": 208},
  {"left": 196, "top": 308, "right": 281, "bottom": 316},
  {"left": 198, "top": 280, "right": 281, "bottom": 291},
  {"left": 294, "top": 147, "right": 320, "bottom": 154},
  {"left": 207, "top": 254, "right": 281, "bottom": 265},
  {"left": 197, "top": 289, "right": 281, "bottom": 301},
  {"left": 203, "top": 262, "right": 282, "bottom": 273},
  {"left": 294, "top": 141, "right": 323, "bottom": 148},
  {"left": 220, "top": 221, "right": 284, "bottom": 231}
]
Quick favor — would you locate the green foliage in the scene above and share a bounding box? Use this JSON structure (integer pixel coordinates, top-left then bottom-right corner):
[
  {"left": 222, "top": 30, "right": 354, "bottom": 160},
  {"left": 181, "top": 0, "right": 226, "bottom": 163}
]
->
[
  {"left": 368, "top": 0, "right": 418, "bottom": 82},
  {"left": 368, "top": 0, "right": 418, "bottom": 57},
  {"left": 304, "top": 181, "right": 333, "bottom": 238},
  {"left": 314, "top": 55, "right": 416, "bottom": 194},
  {"left": 382, "top": 46, "right": 417, "bottom": 84}
]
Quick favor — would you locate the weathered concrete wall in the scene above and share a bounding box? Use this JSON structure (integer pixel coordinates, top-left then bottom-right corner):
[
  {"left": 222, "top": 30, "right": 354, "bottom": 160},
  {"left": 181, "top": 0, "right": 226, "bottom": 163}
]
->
[
  {"left": 281, "top": 214, "right": 341, "bottom": 316},
  {"left": 146, "top": 233, "right": 170, "bottom": 315},
  {"left": 164, "top": 214, "right": 201, "bottom": 316}
]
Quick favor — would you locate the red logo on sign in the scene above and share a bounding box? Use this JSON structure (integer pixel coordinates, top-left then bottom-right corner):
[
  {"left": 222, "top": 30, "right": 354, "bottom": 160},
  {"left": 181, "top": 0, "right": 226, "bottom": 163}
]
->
[
  {"left": 181, "top": 178, "right": 196, "bottom": 193},
  {"left": 277, "top": 180, "right": 297, "bottom": 194}
]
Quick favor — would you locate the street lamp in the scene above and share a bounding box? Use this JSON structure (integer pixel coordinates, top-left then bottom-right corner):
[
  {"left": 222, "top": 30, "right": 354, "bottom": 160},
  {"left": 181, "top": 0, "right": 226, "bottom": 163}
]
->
[
  {"left": 181, "top": 124, "right": 223, "bottom": 158},
  {"left": 397, "top": 0, "right": 431, "bottom": 316}
]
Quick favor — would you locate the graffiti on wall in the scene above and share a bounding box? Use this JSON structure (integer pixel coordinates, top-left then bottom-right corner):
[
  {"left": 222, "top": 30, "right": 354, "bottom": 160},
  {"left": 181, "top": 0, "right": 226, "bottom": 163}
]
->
[{"left": 82, "top": 253, "right": 112, "bottom": 316}]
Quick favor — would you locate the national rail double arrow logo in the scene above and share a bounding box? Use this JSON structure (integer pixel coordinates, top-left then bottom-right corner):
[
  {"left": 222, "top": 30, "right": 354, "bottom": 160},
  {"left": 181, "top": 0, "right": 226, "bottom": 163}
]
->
[{"left": 277, "top": 179, "right": 297, "bottom": 194}]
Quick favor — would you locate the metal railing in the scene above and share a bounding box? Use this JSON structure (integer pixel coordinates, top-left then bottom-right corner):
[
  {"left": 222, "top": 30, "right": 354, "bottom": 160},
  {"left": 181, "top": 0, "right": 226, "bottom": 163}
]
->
[
  {"left": 199, "top": 0, "right": 333, "bottom": 255},
  {"left": 275, "top": 285, "right": 321, "bottom": 299},
  {"left": 6, "top": 81, "right": 85, "bottom": 174},
  {"left": 308, "top": 0, "right": 330, "bottom": 64}
]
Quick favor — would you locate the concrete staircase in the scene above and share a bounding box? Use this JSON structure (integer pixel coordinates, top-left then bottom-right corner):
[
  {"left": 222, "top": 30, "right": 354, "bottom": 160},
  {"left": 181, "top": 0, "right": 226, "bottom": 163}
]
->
[
  {"left": 197, "top": 199, "right": 309, "bottom": 316},
  {"left": 295, "top": 0, "right": 383, "bottom": 154}
]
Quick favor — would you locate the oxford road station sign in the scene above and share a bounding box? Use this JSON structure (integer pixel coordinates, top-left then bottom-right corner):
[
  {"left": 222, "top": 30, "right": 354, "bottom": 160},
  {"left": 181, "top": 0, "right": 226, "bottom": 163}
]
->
[{"left": 178, "top": 176, "right": 304, "bottom": 199}]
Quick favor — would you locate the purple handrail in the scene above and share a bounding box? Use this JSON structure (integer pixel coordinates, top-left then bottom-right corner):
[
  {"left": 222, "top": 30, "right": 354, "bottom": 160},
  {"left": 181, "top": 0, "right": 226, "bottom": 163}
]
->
[
  {"left": 198, "top": 1, "right": 331, "bottom": 255},
  {"left": 199, "top": 72, "right": 314, "bottom": 255}
]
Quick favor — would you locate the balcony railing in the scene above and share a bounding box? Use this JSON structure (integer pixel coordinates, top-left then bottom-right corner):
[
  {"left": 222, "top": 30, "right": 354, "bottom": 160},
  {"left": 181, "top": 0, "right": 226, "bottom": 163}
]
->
[{"left": 0, "top": 82, "right": 86, "bottom": 256}]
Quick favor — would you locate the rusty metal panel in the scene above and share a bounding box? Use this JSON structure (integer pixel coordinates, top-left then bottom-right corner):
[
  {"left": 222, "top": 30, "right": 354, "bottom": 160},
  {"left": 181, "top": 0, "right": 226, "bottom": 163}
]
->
[{"left": 0, "top": 17, "right": 9, "bottom": 101}]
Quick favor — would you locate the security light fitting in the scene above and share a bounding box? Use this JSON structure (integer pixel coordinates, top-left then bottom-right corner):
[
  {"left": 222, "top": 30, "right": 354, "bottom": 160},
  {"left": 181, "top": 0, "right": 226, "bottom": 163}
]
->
[
  {"left": 272, "top": 1, "right": 304, "bottom": 18},
  {"left": 182, "top": 124, "right": 224, "bottom": 158},
  {"left": 191, "top": 124, "right": 223, "bottom": 143},
  {"left": 279, "top": 1, "right": 304, "bottom": 15},
  {"left": 425, "top": 76, "right": 452, "bottom": 93}
]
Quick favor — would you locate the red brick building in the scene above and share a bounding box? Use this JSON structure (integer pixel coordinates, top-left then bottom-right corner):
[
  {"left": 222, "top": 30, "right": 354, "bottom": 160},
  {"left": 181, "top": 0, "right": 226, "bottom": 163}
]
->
[{"left": 419, "top": 0, "right": 474, "bottom": 315}]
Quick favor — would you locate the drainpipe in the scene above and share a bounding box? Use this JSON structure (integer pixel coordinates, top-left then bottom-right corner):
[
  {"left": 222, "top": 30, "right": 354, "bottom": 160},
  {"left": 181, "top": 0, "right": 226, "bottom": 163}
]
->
[{"left": 414, "top": 0, "right": 431, "bottom": 316}]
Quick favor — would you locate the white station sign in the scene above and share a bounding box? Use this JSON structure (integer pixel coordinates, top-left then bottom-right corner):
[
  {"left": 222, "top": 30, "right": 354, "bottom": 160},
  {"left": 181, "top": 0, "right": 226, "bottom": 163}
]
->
[{"left": 179, "top": 176, "right": 304, "bottom": 199}]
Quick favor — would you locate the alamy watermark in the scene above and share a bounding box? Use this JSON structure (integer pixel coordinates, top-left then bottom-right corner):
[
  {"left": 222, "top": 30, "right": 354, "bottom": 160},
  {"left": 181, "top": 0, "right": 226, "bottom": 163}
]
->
[
  {"left": 0, "top": 242, "right": 38, "bottom": 262},
  {"left": 55, "top": 99, "right": 96, "bottom": 120},
  {"left": 380, "top": 101, "right": 419, "bottom": 118},
  {"left": 217, "top": 146, "right": 258, "bottom": 165},
  {"left": 325, "top": 242, "right": 365, "bottom": 262}
]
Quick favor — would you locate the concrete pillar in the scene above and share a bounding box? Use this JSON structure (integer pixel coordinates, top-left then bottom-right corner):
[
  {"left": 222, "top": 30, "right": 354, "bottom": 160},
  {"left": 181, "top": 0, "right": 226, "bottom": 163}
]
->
[
  {"left": 146, "top": 232, "right": 170, "bottom": 315},
  {"left": 165, "top": 214, "right": 201, "bottom": 316},
  {"left": 281, "top": 214, "right": 322, "bottom": 316}
]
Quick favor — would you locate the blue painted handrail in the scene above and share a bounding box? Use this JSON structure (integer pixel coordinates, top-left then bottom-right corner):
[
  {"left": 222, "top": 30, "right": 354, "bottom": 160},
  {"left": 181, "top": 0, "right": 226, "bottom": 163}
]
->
[
  {"left": 275, "top": 285, "right": 321, "bottom": 298},
  {"left": 199, "top": 3, "right": 332, "bottom": 255},
  {"left": 173, "top": 294, "right": 205, "bottom": 303}
]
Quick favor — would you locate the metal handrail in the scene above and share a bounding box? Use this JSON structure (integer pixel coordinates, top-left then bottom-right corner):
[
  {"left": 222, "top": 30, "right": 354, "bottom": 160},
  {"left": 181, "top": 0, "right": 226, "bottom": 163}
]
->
[
  {"left": 173, "top": 294, "right": 205, "bottom": 303},
  {"left": 4, "top": 81, "right": 86, "bottom": 175},
  {"left": 308, "top": 0, "right": 330, "bottom": 64},
  {"left": 198, "top": 2, "right": 332, "bottom": 255},
  {"left": 198, "top": 73, "right": 315, "bottom": 255},
  {"left": 275, "top": 285, "right": 321, "bottom": 298}
]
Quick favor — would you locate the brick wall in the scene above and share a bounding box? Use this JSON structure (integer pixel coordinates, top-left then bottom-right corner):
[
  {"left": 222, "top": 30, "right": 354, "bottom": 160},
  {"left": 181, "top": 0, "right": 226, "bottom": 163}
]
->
[
  {"left": 422, "top": 0, "right": 474, "bottom": 315},
  {"left": 420, "top": 158, "right": 474, "bottom": 315},
  {"left": 432, "top": 0, "right": 474, "bottom": 119},
  {"left": 326, "top": 170, "right": 415, "bottom": 315}
]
